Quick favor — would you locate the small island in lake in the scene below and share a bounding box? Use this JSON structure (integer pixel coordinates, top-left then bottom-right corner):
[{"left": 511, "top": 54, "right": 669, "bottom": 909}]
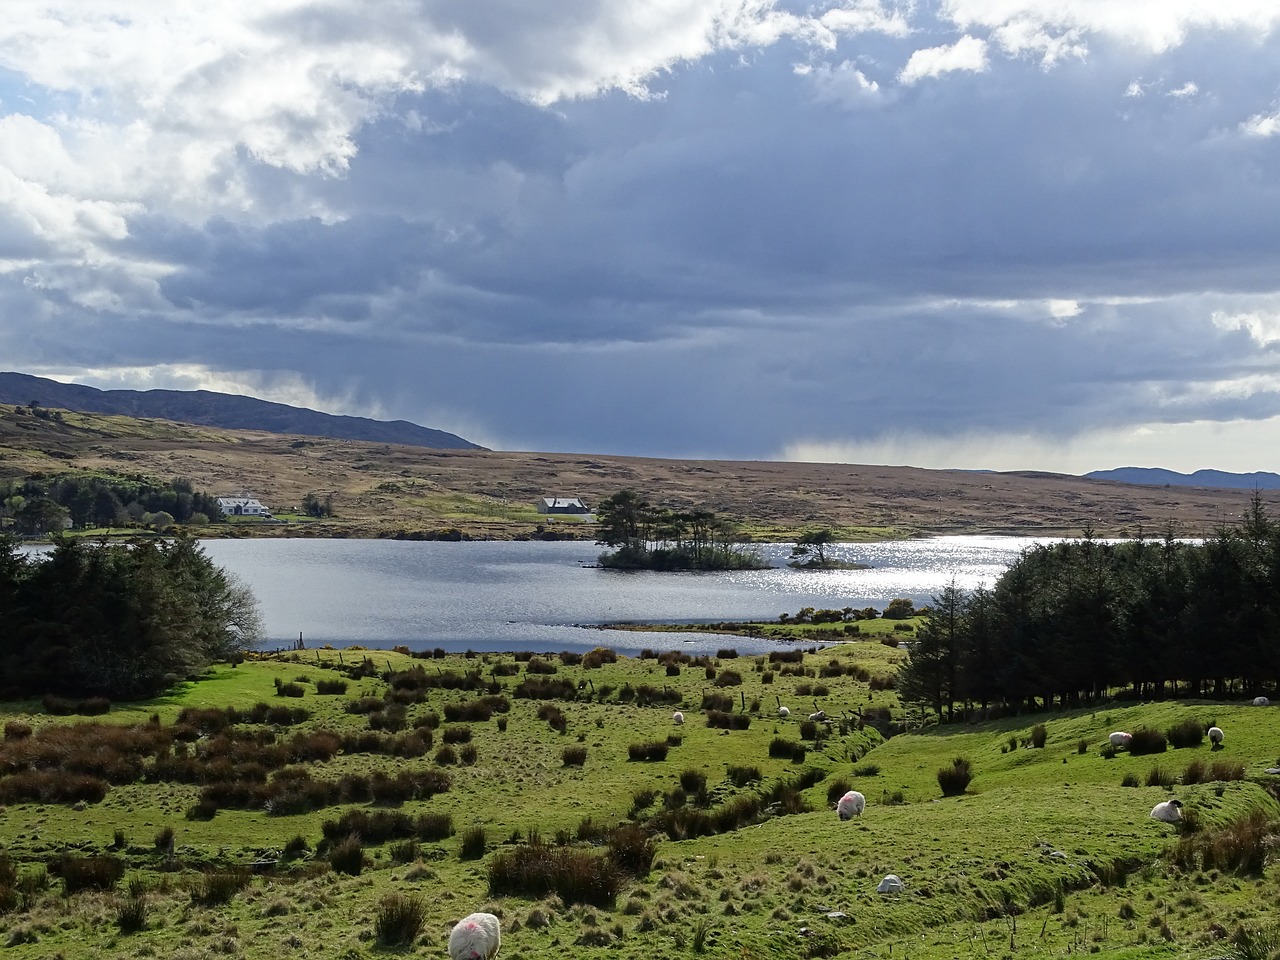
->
[
  {"left": 786, "top": 528, "right": 872, "bottom": 570},
  {"left": 594, "top": 490, "right": 769, "bottom": 571}
]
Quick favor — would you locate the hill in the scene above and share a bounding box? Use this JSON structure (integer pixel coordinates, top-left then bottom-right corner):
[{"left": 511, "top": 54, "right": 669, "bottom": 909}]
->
[
  {"left": 0, "top": 371, "right": 484, "bottom": 450},
  {"left": 1086, "top": 466, "right": 1280, "bottom": 489},
  {"left": 2, "top": 402, "right": 1277, "bottom": 540}
]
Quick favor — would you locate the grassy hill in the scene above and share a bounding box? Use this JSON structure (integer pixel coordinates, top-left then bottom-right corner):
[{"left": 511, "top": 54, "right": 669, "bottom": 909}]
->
[
  {"left": 2, "top": 402, "right": 1276, "bottom": 541},
  {"left": 1, "top": 644, "right": 1277, "bottom": 959}
]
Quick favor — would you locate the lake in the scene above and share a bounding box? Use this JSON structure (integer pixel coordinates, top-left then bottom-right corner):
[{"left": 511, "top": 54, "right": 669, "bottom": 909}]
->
[{"left": 195, "top": 535, "right": 1050, "bottom": 655}]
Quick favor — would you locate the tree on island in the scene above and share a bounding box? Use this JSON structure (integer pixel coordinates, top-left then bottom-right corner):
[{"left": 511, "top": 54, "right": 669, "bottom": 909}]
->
[
  {"left": 789, "top": 529, "right": 835, "bottom": 567},
  {"left": 595, "top": 490, "right": 764, "bottom": 571}
]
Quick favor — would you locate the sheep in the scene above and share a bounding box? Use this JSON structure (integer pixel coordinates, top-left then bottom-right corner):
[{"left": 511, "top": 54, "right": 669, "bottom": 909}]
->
[
  {"left": 1108, "top": 731, "right": 1132, "bottom": 750},
  {"left": 808, "top": 700, "right": 827, "bottom": 723},
  {"left": 876, "top": 874, "right": 905, "bottom": 894},
  {"left": 672, "top": 711, "right": 684, "bottom": 725},
  {"left": 1208, "top": 725, "right": 1224, "bottom": 748},
  {"left": 1253, "top": 696, "right": 1270, "bottom": 707},
  {"left": 836, "top": 790, "right": 865, "bottom": 820},
  {"left": 1150, "top": 798, "right": 1183, "bottom": 824},
  {"left": 778, "top": 706, "right": 791, "bottom": 719},
  {"left": 449, "top": 912, "right": 501, "bottom": 960}
]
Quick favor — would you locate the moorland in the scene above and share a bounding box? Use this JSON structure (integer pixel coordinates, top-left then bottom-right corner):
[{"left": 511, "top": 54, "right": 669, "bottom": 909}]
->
[{"left": 2, "top": 402, "right": 1277, "bottom": 541}]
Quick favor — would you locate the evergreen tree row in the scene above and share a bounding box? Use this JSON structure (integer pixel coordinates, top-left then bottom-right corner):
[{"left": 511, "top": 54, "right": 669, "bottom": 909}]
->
[
  {"left": 900, "top": 496, "right": 1280, "bottom": 719},
  {"left": 1, "top": 473, "right": 225, "bottom": 534},
  {"left": 0, "top": 536, "right": 263, "bottom": 700}
]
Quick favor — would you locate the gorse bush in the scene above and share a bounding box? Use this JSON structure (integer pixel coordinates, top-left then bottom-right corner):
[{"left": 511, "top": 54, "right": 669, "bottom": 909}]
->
[{"left": 937, "top": 758, "right": 972, "bottom": 797}]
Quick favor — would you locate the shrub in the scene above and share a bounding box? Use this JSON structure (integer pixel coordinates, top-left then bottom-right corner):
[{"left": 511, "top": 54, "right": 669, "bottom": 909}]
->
[
  {"left": 375, "top": 893, "right": 426, "bottom": 948},
  {"left": 937, "top": 758, "right": 972, "bottom": 797},
  {"left": 435, "top": 745, "right": 457, "bottom": 766},
  {"left": 826, "top": 778, "right": 853, "bottom": 804},
  {"left": 1121, "top": 773, "right": 1140, "bottom": 787},
  {"left": 1030, "top": 724, "right": 1047, "bottom": 749},
  {"left": 726, "top": 765, "right": 762, "bottom": 787},
  {"left": 57, "top": 855, "right": 124, "bottom": 894},
  {"left": 1210, "top": 760, "right": 1246, "bottom": 782},
  {"left": 329, "top": 835, "right": 365, "bottom": 875},
  {"left": 314, "top": 678, "right": 348, "bottom": 695},
  {"left": 851, "top": 763, "right": 880, "bottom": 778},
  {"left": 116, "top": 893, "right": 148, "bottom": 933},
  {"left": 706, "top": 710, "right": 750, "bottom": 730},
  {"left": 192, "top": 868, "right": 251, "bottom": 906},
  {"left": 582, "top": 647, "right": 618, "bottom": 669},
  {"left": 390, "top": 839, "right": 419, "bottom": 864},
  {"left": 415, "top": 812, "right": 453, "bottom": 842},
  {"left": 680, "top": 769, "right": 707, "bottom": 793},
  {"left": 700, "top": 692, "right": 734, "bottom": 712},
  {"left": 608, "top": 823, "right": 656, "bottom": 876},
  {"left": 769, "top": 738, "right": 807, "bottom": 763},
  {"left": 3, "top": 721, "right": 32, "bottom": 740},
  {"left": 563, "top": 746, "right": 588, "bottom": 767},
  {"left": 1128, "top": 728, "right": 1167, "bottom": 755},
  {"left": 275, "top": 682, "right": 306, "bottom": 698},
  {"left": 715, "top": 670, "right": 743, "bottom": 687},
  {"left": 1166, "top": 718, "right": 1204, "bottom": 749},
  {"left": 798, "top": 720, "right": 819, "bottom": 741},
  {"left": 628, "top": 741, "right": 669, "bottom": 762},
  {"left": 538, "top": 704, "right": 568, "bottom": 734},
  {"left": 1170, "top": 810, "right": 1272, "bottom": 875},
  {"left": 488, "top": 843, "right": 622, "bottom": 907},
  {"left": 460, "top": 826, "right": 487, "bottom": 860},
  {"left": 1145, "top": 767, "right": 1174, "bottom": 788}
]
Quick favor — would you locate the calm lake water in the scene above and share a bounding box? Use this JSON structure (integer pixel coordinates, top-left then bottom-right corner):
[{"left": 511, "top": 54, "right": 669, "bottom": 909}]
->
[{"left": 193, "top": 536, "right": 1049, "bottom": 655}]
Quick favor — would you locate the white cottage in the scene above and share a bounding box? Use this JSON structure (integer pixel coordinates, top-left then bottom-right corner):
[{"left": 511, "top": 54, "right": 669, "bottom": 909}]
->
[{"left": 216, "top": 496, "right": 272, "bottom": 517}]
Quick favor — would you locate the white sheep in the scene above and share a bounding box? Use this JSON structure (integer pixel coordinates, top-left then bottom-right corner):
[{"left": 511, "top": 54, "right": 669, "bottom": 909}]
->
[
  {"left": 836, "top": 790, "right": 866, "bottom": 820},
  {"left": 809, "top": 710, "right": 827, "bottom": 723},
  {"left": 449, "top": 912, "right": 501, "bottom": 960},
  {"left": 876, "top": 874, "right": 905, "bottom": 894},
  {"left": 1253, "top": 696, "right": 1270, "bottom": 707},
  {"left": 1108, "top": 731, "right": 1132, "bottom": 750},
  {"left": 1208, "top": 725, "right": 1224, "bottom": 747},
  {"left": 1150, "top": 799, "right": 1183, "bottom": 824},
  {"left": 778, "top": 706, "right": 790, "bottom": 719},
  {"left": 672, "top": 711, "right": 685, "bottom": 725}
]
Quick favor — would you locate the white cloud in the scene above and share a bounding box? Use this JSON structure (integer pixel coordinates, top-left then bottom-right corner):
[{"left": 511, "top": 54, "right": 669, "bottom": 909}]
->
[
  {"left": 899, "top": 35, "right": 989, "bottom": 85},
  {"left": 1124, "top": 79, "right": 1145, "bottom": 97},
  {"left": 1212, "top": 308, "right": 1280, "bottom": 344},
  {"left": 1241, "top": 108, "right": 1280, "bottom": 137},
  {"left": 940, "top": 1, "right": 1280, "bottom": 55},
  {"left": 804, "top": 60, "right": 883, "bottom": 107},
  {"left": 1169, "top": 81, "right": 1199, "bottom": 98}
]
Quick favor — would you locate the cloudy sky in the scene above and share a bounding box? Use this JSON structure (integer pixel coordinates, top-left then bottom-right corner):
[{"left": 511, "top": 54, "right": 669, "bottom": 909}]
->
[{"left": 4, "top": 1, "right": 1280, "bottom": 473}]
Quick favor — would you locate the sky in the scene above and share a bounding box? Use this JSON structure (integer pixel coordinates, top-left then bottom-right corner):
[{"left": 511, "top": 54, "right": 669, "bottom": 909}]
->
[{"left": 3, "top": 1, "right": 1280, "bottom": 474}]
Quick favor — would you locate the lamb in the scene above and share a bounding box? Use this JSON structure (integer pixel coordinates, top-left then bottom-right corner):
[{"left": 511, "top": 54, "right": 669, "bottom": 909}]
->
[
  {"left": 1253, "top": 696, "right": 1270, "bottom": 706},
  {"left": 1150, "top": 798, "right": 1183, "bottom": 824},
  {"left": 449, "top": 912, "right": 501, "bottom": 960},
  {"left": 836, "top": 790, "right": 866, "bottom": 820},
  {"left": 1208, "top": 725, "right": 1224, "bottom": 747},
  {"left": 672, "top": 711, "right": 684, "bottom": 725},
  {"left": 1108, "top": 731, "right": 1132, "bottom": 750}
]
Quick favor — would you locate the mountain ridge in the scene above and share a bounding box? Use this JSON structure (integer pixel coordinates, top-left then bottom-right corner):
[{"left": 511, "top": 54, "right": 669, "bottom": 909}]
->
[
  {"left": 1085, "top": 466, "right": 1280, "bottom": 489},
  {"left": 0, "top": 372, "right": 484, "bottom": 450}
]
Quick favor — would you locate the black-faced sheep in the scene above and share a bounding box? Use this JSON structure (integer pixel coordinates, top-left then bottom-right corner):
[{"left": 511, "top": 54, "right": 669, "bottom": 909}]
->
[
  {"left": 1150, "top": 798, "right": 1183, "bottom": 824},
  {"left": 449, "top": 912, "right": 501, "bottom": 960}
]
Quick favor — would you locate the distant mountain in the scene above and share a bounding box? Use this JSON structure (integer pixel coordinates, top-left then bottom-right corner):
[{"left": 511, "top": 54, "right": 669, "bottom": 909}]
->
[
  {"left": 0, "top": 372, "right": 485, "bottom": 450},
  {"left": 1086, "top": 467, "right": 1280, "bottom": 490}
]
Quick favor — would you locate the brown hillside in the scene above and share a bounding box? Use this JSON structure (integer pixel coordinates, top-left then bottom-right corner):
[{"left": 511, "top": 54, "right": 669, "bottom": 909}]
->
[{"left": 0, "top": 403, "right": 1269, "bottom": 540}]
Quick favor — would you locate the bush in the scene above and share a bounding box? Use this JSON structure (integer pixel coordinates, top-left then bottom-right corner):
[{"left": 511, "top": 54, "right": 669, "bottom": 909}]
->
[
  {"left": 562, "top": 746, "right": 588, "bottom": 767},
  {"left": 328, "top": 835, "right": 365, "bottom": 875},
  {"left": 680, "top": 769, "right": 707, "bottom": 793},
  {"left": 275, "top": 682, "right": 305, "bottom": 698},
  {"left": 937, "top": 758, "right": 972, "bottom": 797},
  {"left": 726, "top": 765, "right": 761, "bottom": 787},
  {"left": 314, "top": 678, "right": 348, "bottom": 695},
  {"left": 715, "top": 670, "right": 743, "bottom": 687},
  {"left": 1145, "top": 766, "right": 1174, "bottom": 788},
  {"left": 460, "top": 826, "right": 487, "bottom": 860},
  {"left": 700, "top": 692, "right": 734, "bottom": 712},
  {"left": 628, "top": 741, "right": 669, "bottom": 762},
  {"left": 769, "top": 738, "right": 807, "bottom": 763},
  {"left": 417, "top": 812, "right": 454, "bottom": 842},
  {"left": 57, "top": 855, "right": 125, "bottom": 895},
  {"left": 1030, "top": 724, "right": 1047, "bottom": 749},
  {"left": 375, "top": 893, "right": 426, "bottom": 948},
  {"left": 608, "top": 823, "right": 656, "bottom": 876},
  {"left": 1166, "top": 718, "right": 1204, "bottom": 749},
  {"left": 191, "top": 868, "right": 251, "bottom": 906},
  {"left": 706, "top": 710, "right": 750, "bottom": 730},
  {"left": 458, "top": 743, "right": 479, "bottom": 766},
  {"left": 1128, "top": 728, "right": 1167, "bottom": 755},
  {"left": 116, "top": 893, "right": 148, "bottom": 933},
  {"left": 1170, "top": 810, "right": 1272, "bottom": 875},
  {"left": 488, "top": 843, "right": 622, "bottom": 907}
]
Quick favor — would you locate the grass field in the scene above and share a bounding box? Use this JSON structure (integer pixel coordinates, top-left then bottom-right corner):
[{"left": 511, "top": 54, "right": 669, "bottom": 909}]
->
[{"left": 2, "top": 643, "right": 1279, "bottom": 960}]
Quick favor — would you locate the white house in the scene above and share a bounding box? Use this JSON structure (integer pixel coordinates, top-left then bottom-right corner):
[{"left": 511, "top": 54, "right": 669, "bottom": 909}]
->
[
  {"left": 538, "top": 497, "right": 591, "bottom": 516},
  {"left": 216, "top": 496, "right": 272, "bottom": 517}
]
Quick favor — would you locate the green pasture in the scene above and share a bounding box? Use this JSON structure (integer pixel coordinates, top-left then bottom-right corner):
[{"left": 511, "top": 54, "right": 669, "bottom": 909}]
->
[{"left": 2, "top": 643, "right": 1280, "bottom": 960}]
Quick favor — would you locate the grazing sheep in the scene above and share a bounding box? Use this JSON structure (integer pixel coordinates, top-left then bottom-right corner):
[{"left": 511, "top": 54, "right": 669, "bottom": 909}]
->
[
  {"left": 672, "top": 711, "right": 684, "bottom": 725},
  {"left": 449, "top": 913, "right": 501, "bottom": 960},
  {"left": 876, "top": 874, "right": 905, "bottom": 894},
  {"left": 1208, "top": 725, "right": 1224, "bottom": 747},
  {"left": 1150, "top": 799, "right": 1183, "bottom": 824},
  {"left": 809, "top": 700, "right": 826, "bottom": 723},
  {"left": 1254, "top": 696, "right": 1270, "bottom": 707},
  {"left": 778, "top": 706, "right": 791, "bottom": 719},
  {"left": 1108, "top": 731, "right": 1132, "bottom": 750},
  {"left": 836, "top": 790, "right": 866, "bottom": 820}
]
